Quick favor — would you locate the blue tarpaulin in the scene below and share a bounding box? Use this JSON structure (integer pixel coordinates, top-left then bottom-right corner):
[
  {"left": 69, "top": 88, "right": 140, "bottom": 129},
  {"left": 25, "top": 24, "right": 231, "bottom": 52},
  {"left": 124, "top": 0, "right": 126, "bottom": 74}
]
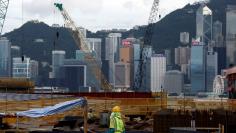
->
[{"left": 16, "top": 98, "right": 87, "bottom": 118}]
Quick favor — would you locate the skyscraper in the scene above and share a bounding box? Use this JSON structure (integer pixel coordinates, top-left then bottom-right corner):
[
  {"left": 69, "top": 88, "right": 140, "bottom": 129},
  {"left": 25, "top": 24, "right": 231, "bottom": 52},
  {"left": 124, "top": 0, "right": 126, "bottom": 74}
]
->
[
  {"left": 212, "top": 21, "right": 226, "bottom": 74},
  {"left": 196, "top": 5, "right": 212, "bottom": 45},
  {"left": 114, "top": 62, "right": 131, "bottom": 90},
  {"left": 105, "top": 33, "right": 122, "bottom": 86},
  {"left": 191, "top": 42, "right": 206, "bottom": 93},
  {"left": 206, "top": 50, "right": 218, "bottom": 92},
  {"left": 133, "top": 43, "right": 140, "bottom": 87},
  {"left": 164, "top": 49, "right": 172, "bottom": 66},
  {"left": 62, "top": 59, "right": 88, "bottom": 92},
  {"left": 0, "top": 37, "right": 11, "bottom": 77},
  {"left": 11, "top": 45, "right": 21, "bottom": 58},
  {"left": 226, "top": 5, "right": 236, "bottom": 66},
  {"left": 52, "top": 50, "right": 65, "bottom": 79},
  {"left": 213, "top": 21, "right": 224, "bottom": 47},
  {"left": 164, "top": 70, "right": 184, "bottom": 94},
  {"left": 146, "top": 54, "right": 166, "bottom": 92},
  {"left": 87, "top": 38, "right": 102, "bottom": 61}
]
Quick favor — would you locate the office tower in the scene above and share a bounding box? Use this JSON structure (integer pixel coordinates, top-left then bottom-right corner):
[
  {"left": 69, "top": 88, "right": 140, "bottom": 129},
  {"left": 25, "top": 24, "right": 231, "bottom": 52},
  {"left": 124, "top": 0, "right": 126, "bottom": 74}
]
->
[
  {"left": 146, "top": 54, "right": 166, "bottom": 92},
  {"left": 0, "top": 37, "right": 11, "bottom": 77},
  {"left": 87, "top": 38, "right": 102, "bottom": 60},
  {"left": 29, "top": 60, "right": 39, "bottom": 80},
  {"left": 212, "top": 21, "right": 226, "bottom": 74},
  {"left": 196, "top": 5, "right": 212, "bottom": 45},
  {"left": 213, "top": 21, "right": 224, "bottom": 47},
  {"left": 164, "top": 70, "right": 184, "bottom": 94},
  {"left": 120, "top": 47, "right": 134, "bottom": 63},
  {"left": 62, "top": 59, "right": 88, "bottom": 92},
  {"left": 105, "top": 33, "right": 122, "bottom": 86},
  {"left": 191, "top": 42, "right": 206, "bottom": 93},
  {"left": 175, "top": 47, "right": 191, "bottom": 65},
  {"left": 12, "top": 57, "right": 31, "bottom": 78},
  {"left": 133, "top": 43, "right": 140, "bottom": 87},
  {"left": 120, "top": 46, "right": 134, "bottom": 88},
  {"left": 11, "top": 45, "right": 21, "bottom": 58},
  {"left": 164, "top": 49, "right": 171, "bottom": 66},
  {"left": 180, "top": 32, "right": 190, "bottom": 45},
  {"left": 52, "top": 50, "right": 65, "bottom": 79},
  {"left": 206, "top": 50, "right": 218, "bottom": 92},
  {"left": 226, "top": 5, "right": 236, "bottom": 66},
  {"left": 114, "top": 62, "right": 131, "bottom": 90},
  {"left": 175, "top": 47, "right": 191, "bottom": 77},
  {"left": 62, "top": 59, "right": 101, "bottom": 92}
]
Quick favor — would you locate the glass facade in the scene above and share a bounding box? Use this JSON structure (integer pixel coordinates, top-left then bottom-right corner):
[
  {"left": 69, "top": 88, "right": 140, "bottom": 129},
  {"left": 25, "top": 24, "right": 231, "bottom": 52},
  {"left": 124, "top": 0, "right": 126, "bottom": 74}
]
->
[
  {"left": 206, "top": 51, "right": 218, "bottom": 92},
  {"left": 226, "top": 5, "right": 236, "bottom": 66},
  {"left": 105, "top": 33, "right": 122, "bottom": 85},
  {"left": 12, "top": 57, "right": 31, "bottom": 78},
  {"left": 0, "top": 37, "right": 11, "bottom": 77},
  {"left": 196, "top": 5, "right": 212, "bottom": 45},
  {"left": 191, "top": 44, "right": 206, "bottom": 93}
]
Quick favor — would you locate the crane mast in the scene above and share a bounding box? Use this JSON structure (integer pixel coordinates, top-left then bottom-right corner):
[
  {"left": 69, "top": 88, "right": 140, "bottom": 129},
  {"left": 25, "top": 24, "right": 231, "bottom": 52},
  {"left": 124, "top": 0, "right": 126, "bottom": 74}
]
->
[
  {"left": 134, "top": 0, "right": 160, "bottom": 91},
  {"left": 0, "top": 0, "right": 9, "bottom": 35},
  {"left": 54, "top": 3, "right": 112, "bottom": 91}
]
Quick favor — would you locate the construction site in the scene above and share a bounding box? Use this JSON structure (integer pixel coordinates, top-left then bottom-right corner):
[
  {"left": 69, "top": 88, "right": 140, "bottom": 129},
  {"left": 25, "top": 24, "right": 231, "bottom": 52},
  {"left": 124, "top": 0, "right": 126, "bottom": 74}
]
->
[{"left": 0, "top": 0, "right": 236, "bottom": 133}]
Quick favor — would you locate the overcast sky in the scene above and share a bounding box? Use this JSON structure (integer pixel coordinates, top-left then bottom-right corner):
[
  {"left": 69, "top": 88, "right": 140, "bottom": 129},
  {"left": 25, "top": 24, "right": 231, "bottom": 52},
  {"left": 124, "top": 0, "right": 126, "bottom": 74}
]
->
[{"left": 3, "top": 0, "right": 200, "bottom": 33}]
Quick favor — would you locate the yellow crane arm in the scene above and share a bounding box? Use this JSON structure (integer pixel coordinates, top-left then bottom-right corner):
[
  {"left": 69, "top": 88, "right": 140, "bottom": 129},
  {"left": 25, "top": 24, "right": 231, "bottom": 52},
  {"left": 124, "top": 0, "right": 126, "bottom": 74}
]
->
[{"left": 54, "top": 3, "right": 112, "bottom": 91}]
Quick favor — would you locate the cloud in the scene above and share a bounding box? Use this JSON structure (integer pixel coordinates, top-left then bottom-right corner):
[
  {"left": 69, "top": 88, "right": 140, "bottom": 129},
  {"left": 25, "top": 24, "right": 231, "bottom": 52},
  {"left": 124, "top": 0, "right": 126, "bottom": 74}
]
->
[
  {"left": 3, "top": 0, "right": 201, "bottom": 33},
  {"left": 123, "top": 1, "right": 134, "bottom": 10}
]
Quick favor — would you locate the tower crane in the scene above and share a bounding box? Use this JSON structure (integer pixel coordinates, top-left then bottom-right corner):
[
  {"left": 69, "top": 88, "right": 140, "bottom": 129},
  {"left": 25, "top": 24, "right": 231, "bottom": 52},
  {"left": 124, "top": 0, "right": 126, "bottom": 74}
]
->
[
  {"left": 134, "top": 0, "right": 160, "bottom": 91},
  {"left": 54, "top": 3, "right": 112, "bottom": 91},
  {"left": 0, "top": 0, "right": 9, "bottom": 35}
]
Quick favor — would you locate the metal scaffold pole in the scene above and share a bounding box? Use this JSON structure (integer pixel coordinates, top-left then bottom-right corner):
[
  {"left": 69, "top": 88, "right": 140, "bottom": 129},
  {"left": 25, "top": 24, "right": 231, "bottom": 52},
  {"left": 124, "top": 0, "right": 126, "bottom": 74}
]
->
[{"left": 0, "top": 0, "right": 9, "bottom": 35}]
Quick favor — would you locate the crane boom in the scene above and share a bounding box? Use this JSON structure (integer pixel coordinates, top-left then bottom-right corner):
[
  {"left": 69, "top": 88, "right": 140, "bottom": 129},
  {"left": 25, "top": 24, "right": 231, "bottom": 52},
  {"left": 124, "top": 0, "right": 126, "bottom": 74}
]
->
[
  {"left": 134, "top": 0, "right": 159, "bottom": 91},
  {"left": 54, "top": 3, "right": 112, "bottom": 91},
  {"left": 0, "top": 0, "right": 9, "bottom": 35}
]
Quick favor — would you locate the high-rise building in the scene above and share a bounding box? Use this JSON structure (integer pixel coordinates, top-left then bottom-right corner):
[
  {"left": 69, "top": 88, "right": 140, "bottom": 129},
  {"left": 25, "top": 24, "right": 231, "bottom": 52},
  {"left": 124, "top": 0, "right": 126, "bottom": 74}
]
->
[
  {"left": 61, "top": 58, "right": 101, "bottom": 92},
  {"left": 87, "top": 38, "right": 102, "bottom": 60},
  {"left": 175, "top": 47, "right": 191, "bottom": 66},
  {"left": 164, "top": 49, "right": 172, "bottom": 66},
  {"left": 114, "top": 62, "right": 130, "bottom": 90},
  {"left": 213, "top": 21, "right": 224, "bottom": 47},
  {"left": 0, "top": 37, "right": 11, "bottom": 77},
  {"left": 120, "top": 47, "right": 134, "bottom": 63},
  {"left": 146, "top": 54, "right": 166, "bottom": 92},
  {"left": 11, "top": 45, "right": 21, "bottom": 58},
  {"left": 212, "top": 20, "right": 226, "bottom": 74},
  {"left": 206, "top": 50, "right": 218, "bottom": 92},
  {"left": 226, "top": 5, "right": 236, "bottom": 66},
  {"left": 62, "top": 59, "right": 88, "bottom": 92},
  {"left": 12, "top": 57, "right": 30, "bottom": 78},
  {"left": 133, "top": 43, "right": 140, "bottom": 87},
  {"left": 191, "top": 42, "right": 206, "bottom": 93},
  {"left": 196, "top": 5, "right": 212, "bottom": 45},
  {"left": 180, "top": 32, "right": 190, "bottom": 45},
  {"left": 30, "top": 60, "right": 39, "bottom": 80},
  {"left": 52, "top": 50, "right": 65, "bottom": 79},
  {"left": 105, "top": 33, "right": 122, "bottom": 86},
  {"left": 175, "top": 46, "right": 191, "bottom": 83},
  {"left": 164, "top": 70, "right": 184, "bottom": 94}
]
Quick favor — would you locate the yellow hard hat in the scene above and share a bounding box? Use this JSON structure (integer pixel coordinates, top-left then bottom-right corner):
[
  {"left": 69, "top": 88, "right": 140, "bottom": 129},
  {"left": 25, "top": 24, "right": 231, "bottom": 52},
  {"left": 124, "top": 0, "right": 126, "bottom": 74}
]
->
[{"left": 112, "top": 106, "right": 121, "bottom": 112}]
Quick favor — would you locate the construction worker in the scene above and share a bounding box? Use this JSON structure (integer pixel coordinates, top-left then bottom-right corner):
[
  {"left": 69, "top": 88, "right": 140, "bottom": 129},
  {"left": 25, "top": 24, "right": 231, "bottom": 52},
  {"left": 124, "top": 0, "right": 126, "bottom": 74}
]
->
[{"left": 108, "top": 106, "right": 125, "bottom": 133}]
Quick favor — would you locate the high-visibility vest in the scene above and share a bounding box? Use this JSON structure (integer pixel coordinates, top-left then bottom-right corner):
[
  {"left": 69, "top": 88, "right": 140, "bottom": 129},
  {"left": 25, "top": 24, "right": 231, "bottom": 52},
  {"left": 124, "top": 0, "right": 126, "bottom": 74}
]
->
[{"left": 114, "top": 116, "right": 125, "bottom": 133}]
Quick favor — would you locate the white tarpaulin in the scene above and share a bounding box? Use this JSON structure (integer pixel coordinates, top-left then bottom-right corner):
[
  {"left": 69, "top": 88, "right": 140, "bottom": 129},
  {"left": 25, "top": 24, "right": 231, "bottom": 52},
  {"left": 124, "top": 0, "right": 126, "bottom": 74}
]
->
[{"left": 16, "top": 98, "right": 87, "bottom": 118}]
